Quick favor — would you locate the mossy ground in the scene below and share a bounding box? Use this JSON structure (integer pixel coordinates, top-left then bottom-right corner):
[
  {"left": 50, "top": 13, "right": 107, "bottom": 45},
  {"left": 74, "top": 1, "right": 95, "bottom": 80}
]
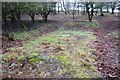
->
[{"left": 2, "top": 21, "right": 101, "bottom": 78}]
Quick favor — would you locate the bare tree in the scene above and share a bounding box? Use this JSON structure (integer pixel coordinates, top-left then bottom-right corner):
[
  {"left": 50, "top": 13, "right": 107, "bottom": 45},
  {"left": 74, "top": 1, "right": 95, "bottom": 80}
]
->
[
  {"left": 110, "top": 2, "right": 117, "bottom": 14},
  {"left": 60, "top": 0, "right": 67, "bottom": 14},
  {"left": 71, "top": 2, "right": 77, "bottom": 19},
  {"left": 85, "top": 2, "right": 94, "bottom": 22},
  {"left": 77, "top": 2, "right": 80, "bottom": 14},
  {"left": 81, "top": 3, "right": 87, "bottom": 15},
  {"left": 57, "top": 2, "right": 60, "bottom": 13}
]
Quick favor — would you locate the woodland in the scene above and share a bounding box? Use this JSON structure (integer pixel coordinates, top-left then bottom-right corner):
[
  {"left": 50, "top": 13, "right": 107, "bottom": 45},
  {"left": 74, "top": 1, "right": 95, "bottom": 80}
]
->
[{"left": 1, "top": 1, "right": 120, "bottom": 79}]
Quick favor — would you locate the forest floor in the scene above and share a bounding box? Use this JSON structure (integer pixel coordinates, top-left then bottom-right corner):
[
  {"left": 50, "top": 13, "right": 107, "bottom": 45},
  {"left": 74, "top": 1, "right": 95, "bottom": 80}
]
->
[{"left": 1, "top": 13, "right": 119, "bottom": 79}]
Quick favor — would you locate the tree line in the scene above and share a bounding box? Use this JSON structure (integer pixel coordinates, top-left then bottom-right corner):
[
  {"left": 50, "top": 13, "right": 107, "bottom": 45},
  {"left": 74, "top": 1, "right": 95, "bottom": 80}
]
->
[
  {"left": 2, "top": 2, "right": 56, "bottom": 23},
  {"left": 2, "top": 1, "right": 119, "bottom": 23},
  {"left": 57, "top": 2, "right": 119, "bottom": 21}
]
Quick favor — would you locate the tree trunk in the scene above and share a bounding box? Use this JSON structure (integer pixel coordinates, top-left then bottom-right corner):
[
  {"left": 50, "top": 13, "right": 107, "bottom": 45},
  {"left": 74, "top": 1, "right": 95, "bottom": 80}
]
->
[
  {"left": 90, "top": 4, "right": 94, "bottom": 22},
  {"left": 58, "top": 2, "right": 59, "bottom": 13},
  {"left": 29, "top": 14, "right": 35, "bottom": 23},
  {"left": 10, "top": 13, "right": 16, "bottom": 22},
  {"left": 85, "top": 3, "right": 94, "bottom": 22},
  {"left": 82, "top": 4, "right": 87, "bottom": 15},
  {"left": 107, "top": 5, "right": 109, "bottom": 12},
  {"left": 88, "top": 14, "right": 91, "bottom": 21},
  {"left": 3, "top": 15, "right": 7, "bottom": 23},
  {"left": 43, "top": 15, "right": 48, "bottom": 22},
  {"left": 78, "top": 3, "right": 79, "bottom": 13},
  {"left": 40, "top": 11, "right": 49, "bottom": 22},
  {"left": 31, "top": 15, "right": 35, "bottom": 23},
  {"left": 111, "top": 8, "right": 114, "bottom": 14},
  {"left": 95, "top": 9, "right": 98, "bottom": 15},
  {"left": 73, "top": 14, "right": 74, "bottom": 19},
  {"left": 60, "top": 2, "right": 67, "bottom": 15},
  {"left": 86, "top": 3, "right": 91, "bottom": 21},
  {"left": 63, "top": 1, "right": 67, "bottom": 15},
  {"left": 17, "top": 11, "right": 21, "bottom": 20},
  {"left": 31, "top": 16, "right": 35, "bottom": 23},
  {"left": 100, "top": 7, "right": 104, "bottom": 16}
]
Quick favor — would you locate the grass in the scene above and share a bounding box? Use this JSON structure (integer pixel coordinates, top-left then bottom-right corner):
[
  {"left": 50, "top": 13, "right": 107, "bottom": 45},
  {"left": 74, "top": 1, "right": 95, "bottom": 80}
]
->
[
  {"left": 2, "top": 21, "right": 101, "bottom": 78},
  {"left": 11, "top": 30, "right": 31, "bottom": 40},
  {"left": 10, "top": 20, "right": 99, "bottom": 40},
  {"left": 86, "top": 21, "right": 99, "bottom": 28},
  {"left": 64, "top": 21, "right": 99, "bottom": 29}
]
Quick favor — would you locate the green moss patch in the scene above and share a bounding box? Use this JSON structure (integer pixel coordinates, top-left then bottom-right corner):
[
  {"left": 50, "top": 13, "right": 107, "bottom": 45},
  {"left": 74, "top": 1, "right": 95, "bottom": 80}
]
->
[
  {"left": 3, "top": 30, "right": 101, "bottom": 78},
  {"left": 64, "top": 21, "right": 99, "bottom": 29}
]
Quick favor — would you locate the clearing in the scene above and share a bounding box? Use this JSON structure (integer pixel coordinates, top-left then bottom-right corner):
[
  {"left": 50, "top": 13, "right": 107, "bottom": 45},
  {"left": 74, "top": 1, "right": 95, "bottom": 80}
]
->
[{"left": 1, "top": 13, "right": 119, "bottom": 78}]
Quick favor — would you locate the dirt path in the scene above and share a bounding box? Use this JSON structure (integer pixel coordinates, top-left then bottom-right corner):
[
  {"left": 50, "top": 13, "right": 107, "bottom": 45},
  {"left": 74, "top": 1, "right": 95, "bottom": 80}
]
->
[{"left": 93, "top": 15, "right": 119, "bottom": 79}]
